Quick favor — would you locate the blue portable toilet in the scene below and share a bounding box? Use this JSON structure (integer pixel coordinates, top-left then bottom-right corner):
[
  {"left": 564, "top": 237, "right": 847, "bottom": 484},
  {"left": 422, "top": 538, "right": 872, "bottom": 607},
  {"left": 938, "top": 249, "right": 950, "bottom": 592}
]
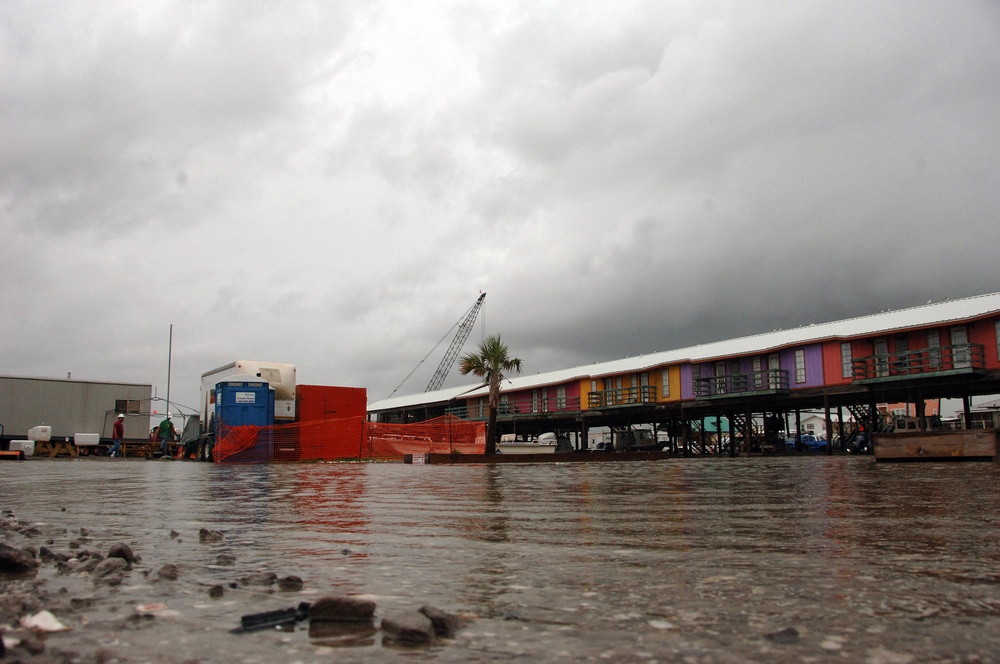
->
[{"left": 215, "top": 377, "right": 275, "bottom": 429}]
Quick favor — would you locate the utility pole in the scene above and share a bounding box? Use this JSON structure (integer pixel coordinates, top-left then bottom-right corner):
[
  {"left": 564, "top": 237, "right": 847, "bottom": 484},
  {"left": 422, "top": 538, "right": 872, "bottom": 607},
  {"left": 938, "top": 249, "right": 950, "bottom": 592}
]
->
[{"left": 166, "top": 324, "right": 173, "bottom": 420}]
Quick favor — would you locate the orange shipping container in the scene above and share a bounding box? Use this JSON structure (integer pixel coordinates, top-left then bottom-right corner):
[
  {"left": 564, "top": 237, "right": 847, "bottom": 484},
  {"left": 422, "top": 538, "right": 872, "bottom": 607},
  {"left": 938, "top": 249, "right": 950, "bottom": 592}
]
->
[{"left": 295, "top": 384, "right": 367, "bottom": 423}]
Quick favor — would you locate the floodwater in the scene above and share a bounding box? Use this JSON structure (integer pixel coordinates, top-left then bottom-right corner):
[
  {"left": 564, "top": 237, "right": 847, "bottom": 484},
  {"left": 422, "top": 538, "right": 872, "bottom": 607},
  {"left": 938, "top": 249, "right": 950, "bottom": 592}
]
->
[{"left": 2, "top": 456, "right": 1000, "bottom": 663}]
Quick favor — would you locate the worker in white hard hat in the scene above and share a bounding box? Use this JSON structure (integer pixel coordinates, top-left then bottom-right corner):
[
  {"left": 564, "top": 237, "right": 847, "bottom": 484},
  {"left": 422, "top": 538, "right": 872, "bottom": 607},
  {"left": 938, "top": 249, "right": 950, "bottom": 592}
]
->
[
  {"left": 157, "top": 413, "right": 176, "bottom": 456},
  {"left": 109, "top": 413, "right": 125, "bottom": 457}
]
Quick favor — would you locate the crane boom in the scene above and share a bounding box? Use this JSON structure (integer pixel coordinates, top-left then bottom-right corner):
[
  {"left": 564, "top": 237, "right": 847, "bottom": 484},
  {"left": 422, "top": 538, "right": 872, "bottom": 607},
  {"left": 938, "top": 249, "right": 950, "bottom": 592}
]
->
[{"left": 425, "top": 292, "right": 486, "bottom": 392}]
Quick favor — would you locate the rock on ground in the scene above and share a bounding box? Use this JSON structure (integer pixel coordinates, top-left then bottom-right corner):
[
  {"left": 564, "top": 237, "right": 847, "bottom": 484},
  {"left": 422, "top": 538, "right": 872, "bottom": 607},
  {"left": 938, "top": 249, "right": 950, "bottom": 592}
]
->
[
  {"left": 0, "top": 543, "right": 39, "bottom": 577},
  {"left": 381, "top": 610, "right": 436, "bottom": 645},
  {"left": 309, "top": 596, "right": 376, "bottom": 622}
]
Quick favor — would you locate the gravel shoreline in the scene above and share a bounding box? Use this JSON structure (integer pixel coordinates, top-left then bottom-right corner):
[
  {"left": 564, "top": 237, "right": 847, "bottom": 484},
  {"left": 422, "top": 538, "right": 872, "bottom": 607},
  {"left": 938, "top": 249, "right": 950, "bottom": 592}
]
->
[{"left": 0, "top": 510, "right": 465, "bottom": 663}]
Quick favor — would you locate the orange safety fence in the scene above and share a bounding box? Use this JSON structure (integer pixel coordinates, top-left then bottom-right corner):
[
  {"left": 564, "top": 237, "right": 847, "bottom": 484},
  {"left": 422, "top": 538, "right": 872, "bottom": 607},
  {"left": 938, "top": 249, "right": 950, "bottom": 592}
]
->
[{"left": 212, "top": 414, "right": 485, "bottom": 463}]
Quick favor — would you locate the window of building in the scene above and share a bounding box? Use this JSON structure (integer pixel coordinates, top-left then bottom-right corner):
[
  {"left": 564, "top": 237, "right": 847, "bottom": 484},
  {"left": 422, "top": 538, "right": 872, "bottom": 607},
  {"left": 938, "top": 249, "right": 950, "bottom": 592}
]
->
[
  {"left": 531, "top": 389, "right": 540, "bottom": 413},
  {"left": 114, "top": 399, "right": 141, "bottom": 414},
  {"left": 794, "top": 349, "right": 806, "bottom": 383},
  {"left": 768, "top": 354, "right": 780, "bottom": 389},
  {"left": 556, "top": 386, "right": 566, "bottom": 409},
  {"left": 660, "top": 369, "right": 670, "bottom": 398},
  {"left": 840, "top": 342, "right": 852, "bottom": 379},
  {"left": 927, "top": 329, "right": 941, "bottom": 368},
  {"left": 952, "top": 326, "right": 970, "bottom": 368},
  {"left": 874, "top": 339, "right": 888, "bottom": 377},
  {"left": 752, "top": 357, "right": 763, "bottom": 388},
  {"left": 996, "top": 320, "right": 1000, "bottom": 361},
  {"left": 692, "top": 364, "right": 702, "bottom": 395}
]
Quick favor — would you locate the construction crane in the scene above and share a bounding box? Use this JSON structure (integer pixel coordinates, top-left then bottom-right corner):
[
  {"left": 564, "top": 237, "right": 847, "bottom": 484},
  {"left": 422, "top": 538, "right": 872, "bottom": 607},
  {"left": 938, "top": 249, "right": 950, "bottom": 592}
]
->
[
  {"left": 426, "top": 292, "right": 486, "bottom": 392},
  {"left": 386, "top": 292, "right": 486, "bottom": 399}
]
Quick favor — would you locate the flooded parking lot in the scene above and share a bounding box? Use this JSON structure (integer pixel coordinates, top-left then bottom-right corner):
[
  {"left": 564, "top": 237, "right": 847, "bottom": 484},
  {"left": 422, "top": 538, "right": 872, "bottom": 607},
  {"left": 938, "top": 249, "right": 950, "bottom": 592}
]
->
[{"left": 2, "top": 456, "right": 999, "bottom": 662}]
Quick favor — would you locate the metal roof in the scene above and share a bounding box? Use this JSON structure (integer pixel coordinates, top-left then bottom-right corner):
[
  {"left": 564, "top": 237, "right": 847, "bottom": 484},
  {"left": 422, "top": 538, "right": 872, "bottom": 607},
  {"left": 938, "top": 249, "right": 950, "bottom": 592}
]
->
[{"left": 368, "top": 292, "right": 1000, "bottom": 412}]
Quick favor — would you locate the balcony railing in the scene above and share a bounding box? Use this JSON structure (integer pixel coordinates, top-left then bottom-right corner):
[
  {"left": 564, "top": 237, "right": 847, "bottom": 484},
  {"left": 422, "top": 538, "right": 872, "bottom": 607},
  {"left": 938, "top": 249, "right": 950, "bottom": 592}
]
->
[
  {"left": 694, "top": 369, "right": 790, "bottom": 399},
  {"left": 851, "top": 343, "right": 985, "bottom": 382},
  {"left": 447, "top": 395, "right": 582, "bottom": 420},
  {"left": 587, "top": 386, "right": 658, "bottom": 409}
]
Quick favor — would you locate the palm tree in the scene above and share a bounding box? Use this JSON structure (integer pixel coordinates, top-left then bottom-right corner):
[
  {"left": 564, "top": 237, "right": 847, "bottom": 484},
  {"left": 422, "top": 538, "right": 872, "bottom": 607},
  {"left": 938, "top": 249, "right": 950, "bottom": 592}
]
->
[{"left": 460, "top": 334, "right": 522, "bottom": 455}]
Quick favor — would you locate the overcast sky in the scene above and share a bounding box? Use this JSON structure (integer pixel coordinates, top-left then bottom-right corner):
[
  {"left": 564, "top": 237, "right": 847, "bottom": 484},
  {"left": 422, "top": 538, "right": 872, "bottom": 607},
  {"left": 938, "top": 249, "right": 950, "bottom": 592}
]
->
[{"left": 3, "top": 1, "right": 999, "bottom": 419}]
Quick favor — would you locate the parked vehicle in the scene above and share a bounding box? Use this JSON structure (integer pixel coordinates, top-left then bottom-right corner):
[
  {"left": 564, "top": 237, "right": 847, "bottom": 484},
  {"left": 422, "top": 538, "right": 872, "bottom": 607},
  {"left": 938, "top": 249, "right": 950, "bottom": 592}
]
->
[
  {"left": 846, "top": 432, "right": 872, "bottom": 455},
  {"left": 786, "top": 434, "right": 827, "bottom": 453}
]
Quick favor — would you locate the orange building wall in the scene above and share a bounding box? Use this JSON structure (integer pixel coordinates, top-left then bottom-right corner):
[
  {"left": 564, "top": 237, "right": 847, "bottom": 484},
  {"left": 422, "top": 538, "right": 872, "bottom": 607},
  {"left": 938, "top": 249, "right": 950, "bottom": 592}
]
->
[
  {"left": 970, "top": 317, "right": 1000, "bottom": 369},
  {"left": 821, "top": 340, "right": 851, "bottom": 386}
]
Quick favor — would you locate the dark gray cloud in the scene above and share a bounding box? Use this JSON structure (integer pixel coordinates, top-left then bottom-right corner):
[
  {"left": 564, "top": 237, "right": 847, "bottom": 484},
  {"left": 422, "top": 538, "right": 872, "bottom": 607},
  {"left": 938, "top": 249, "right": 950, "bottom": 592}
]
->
[{"left": 2, "top": 1, "right": 998, "bottom": 415}]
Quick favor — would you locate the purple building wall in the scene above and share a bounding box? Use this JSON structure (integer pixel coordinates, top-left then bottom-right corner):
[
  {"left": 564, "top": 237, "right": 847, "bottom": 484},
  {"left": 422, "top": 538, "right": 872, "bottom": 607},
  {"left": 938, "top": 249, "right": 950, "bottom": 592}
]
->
[{"left": 680, "top": 344, "right": 826, "bottom": 398}]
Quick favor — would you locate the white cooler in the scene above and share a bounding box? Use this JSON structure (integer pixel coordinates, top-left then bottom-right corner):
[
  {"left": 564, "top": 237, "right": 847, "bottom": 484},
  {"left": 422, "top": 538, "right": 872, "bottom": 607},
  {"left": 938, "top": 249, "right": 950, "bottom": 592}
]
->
[
  {"left": 74, "top": 433, "right": 100, "bottom": 446},
  {"left": 10, "top": 440, "right": 35, "bottom": 456},
  {"left": 28, "top": 425, "right": 52, "bottom": 442}
]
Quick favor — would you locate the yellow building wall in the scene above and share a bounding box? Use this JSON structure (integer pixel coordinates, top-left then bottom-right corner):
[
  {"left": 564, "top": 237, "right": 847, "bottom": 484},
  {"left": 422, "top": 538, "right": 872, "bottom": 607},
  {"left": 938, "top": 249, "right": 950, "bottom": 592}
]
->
[
  {"left": 580, "top": 379, "right": 598, "bottom": 411},
  {"left": 653, "top": 366, "right": 682, "bottom": 403},
  {"left": 579, "top": 367, "right": 681, "bottom": 410}
]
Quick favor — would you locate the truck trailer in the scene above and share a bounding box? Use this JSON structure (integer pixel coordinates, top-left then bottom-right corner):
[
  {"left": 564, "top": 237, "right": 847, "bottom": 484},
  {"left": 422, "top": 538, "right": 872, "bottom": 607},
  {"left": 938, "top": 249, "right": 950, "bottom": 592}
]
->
[
  {"left": 200, "top": 360, "right": 297, "bottom": 430},
  {"left": 194, "top": 360, "right": 367, "bottom": 461}
]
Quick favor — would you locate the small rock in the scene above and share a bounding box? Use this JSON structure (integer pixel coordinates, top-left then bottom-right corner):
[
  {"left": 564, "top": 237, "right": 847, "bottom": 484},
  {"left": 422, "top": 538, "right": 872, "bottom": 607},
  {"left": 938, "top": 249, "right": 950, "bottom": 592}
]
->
[
  {"left": 0, "top": 543, "right": 39, "bottom": 578},
  {"left": 215, "top": 554, "right": 236, "bottom": 566},
  {"left": 108, "top": 543, "right": 135, "bottom": 564},
  {"left": 135, "top": 603, "right": 181, "bottom": 617},
  {"left": 381, "top": 610, "right": 436, "bottom": 646},
  {"left": 765, "top": 627, "right": 801, "bottom": 644},
  {"left": 39, "top": 547, "right": 69, "bottom": 563},
  {"left": 21, "top": 609, "right": 70, "bottom": 632},
  {"left": 278, "top": 575, "right": 303, "bottom": 592},
  {"left": 169, "top": 530, "right": 180, "bottom": 539},
  {"left": 94, "top": 556, "right": 128, "bottom": 573},
  {"left": 55, "top": 560, "right": 78, "bottom": 575},
  {"left": 80, "top": 528, "right": 89, "bottom": 536},
  {"left": 93, "top": 557, "right": 129, "bottom": 584},
  {"left": 208, "top": 585, "right": 225, "bottom": 599},
  {"left": 199, "top": 528, "right": 224, "bottom": 543},
  {"left": 419, "top": 605, "right": 461, "bottom": 638},
  {"left": 79, "top": 557, "right": 103, "bottom": 573},
  {"left": 157, "top": 564, "right": 179, "bottom": 581},
  {"left": 309, "top": 596, "right": 376, "bottom": 623},
  {"left": 20, "top": 632, "right": 46, "bottom": 655},
  {"left": 239, "top": 572, "right": 277, "bottom": 586},
  {"left": 309, "top": 619, "right": 377, "bottom": 640}
]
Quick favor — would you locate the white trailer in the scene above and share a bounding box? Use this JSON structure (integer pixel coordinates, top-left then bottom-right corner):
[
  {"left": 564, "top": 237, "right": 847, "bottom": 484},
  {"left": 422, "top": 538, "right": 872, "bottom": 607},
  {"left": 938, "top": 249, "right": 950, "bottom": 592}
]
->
[{"left": 200, "top": 361, "right": 297, "bottom": 429}]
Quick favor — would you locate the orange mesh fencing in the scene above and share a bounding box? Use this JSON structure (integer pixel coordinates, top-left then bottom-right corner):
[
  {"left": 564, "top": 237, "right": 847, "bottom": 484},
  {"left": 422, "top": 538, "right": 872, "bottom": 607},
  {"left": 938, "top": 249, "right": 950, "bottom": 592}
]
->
[
  {"left": 212, "top": 414, "right": 484, "bottom": 463},
  {"left": 366, "top": 415, "right": 485, "bottom": 459}
]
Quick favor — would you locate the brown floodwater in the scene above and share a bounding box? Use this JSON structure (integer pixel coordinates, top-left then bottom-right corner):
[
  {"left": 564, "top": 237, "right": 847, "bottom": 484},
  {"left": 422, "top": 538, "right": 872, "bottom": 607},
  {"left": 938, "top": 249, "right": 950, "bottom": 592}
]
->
[{"left": 2, "top": 456, "right": 999, "bottom": 662}]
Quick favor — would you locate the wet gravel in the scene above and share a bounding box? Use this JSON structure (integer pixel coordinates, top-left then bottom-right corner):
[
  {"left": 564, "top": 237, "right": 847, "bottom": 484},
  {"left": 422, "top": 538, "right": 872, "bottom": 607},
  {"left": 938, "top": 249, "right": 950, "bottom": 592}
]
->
[{"left": 1, "top": 456, "right": 999, "bottom": 662}]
